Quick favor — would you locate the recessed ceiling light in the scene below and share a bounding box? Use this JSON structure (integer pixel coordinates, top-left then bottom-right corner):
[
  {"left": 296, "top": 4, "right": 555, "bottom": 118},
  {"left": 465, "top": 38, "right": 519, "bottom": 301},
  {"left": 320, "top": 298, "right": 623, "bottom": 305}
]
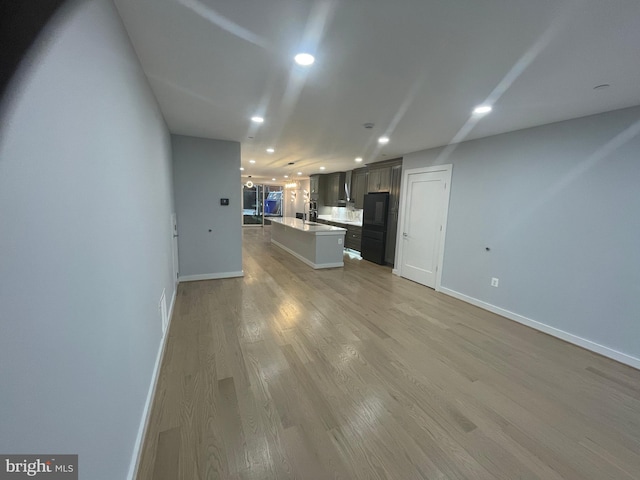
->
[
  {"left": 294, "top": 53, "right": 315, "bottom": 66},
  {"left": 473, "top": 105, "right": 492, "bottom": 115},
  {"left": 251, "top": 116, "right": 264, "bottom": 123},
  {"left": 355, "top": 157, "right": 363, "bottom": 162},
  {"left": 378, "top": 137, "right": 389, "bottom": 144},
  {"left": 297, "top": 172, "right": 302, "bottom": 175},
  {"left": 240, "top": 167, "right": 244, "bottom": 171},
  {"left": 284, "top": 175, "right": 289, "bottom": 178},
  {"left": 272, "top": 178, "right": 276, "bottom": 181},
  {"left": 320, "top": 166, "right": 325, "bottom": 170},
  {"left": 249, "top": 159, "right": 256, "bottom": 164},
  {"left": 266, "top": 148, "right": 275, "bottom": 153}
]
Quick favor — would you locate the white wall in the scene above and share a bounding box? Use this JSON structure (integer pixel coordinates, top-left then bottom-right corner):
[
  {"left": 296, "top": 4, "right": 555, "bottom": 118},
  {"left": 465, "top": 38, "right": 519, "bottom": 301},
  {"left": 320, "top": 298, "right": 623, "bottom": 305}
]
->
[
  {"left": 0, "top": 1, "right": 175, "bottom": 478},
  {"left": 403, "top": 106, "right": 640, "bottom": 365},
  {"left": 172, "top": 135, "right": 243, "bottom": 280},
  {"left": 283, "top": 179, "right": 310, "bottom": 218}
]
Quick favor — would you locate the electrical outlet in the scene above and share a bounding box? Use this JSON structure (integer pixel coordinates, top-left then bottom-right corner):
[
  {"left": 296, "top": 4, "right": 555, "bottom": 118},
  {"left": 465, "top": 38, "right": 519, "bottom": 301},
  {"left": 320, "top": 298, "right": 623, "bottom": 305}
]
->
[{"left": 491, "top": 277, "right": 499, "bottom": 287}]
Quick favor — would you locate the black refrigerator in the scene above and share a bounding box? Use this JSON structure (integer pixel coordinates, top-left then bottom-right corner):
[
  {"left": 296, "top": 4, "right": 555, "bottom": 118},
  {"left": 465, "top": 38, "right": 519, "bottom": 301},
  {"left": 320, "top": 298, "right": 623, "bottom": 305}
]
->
[{"left": 361, "top": 192, "right": 389, "bottom": 264}]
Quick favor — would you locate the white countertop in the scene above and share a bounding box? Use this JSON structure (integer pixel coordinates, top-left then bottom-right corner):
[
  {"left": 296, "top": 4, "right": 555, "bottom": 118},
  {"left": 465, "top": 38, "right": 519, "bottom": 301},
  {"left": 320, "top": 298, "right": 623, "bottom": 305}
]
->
[
  {"left": 317, "top": 215, "right": 363, "bottom": 227},
  {"left": 270, "top": 217, "right": 346, "bottom": 235}
]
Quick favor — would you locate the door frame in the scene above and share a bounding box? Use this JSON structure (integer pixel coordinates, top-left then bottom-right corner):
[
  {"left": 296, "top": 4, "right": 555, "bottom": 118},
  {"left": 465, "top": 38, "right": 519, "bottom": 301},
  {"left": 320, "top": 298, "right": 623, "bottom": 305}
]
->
[{"left": 394, "top": 164, "right": 452, "bottom": 291}]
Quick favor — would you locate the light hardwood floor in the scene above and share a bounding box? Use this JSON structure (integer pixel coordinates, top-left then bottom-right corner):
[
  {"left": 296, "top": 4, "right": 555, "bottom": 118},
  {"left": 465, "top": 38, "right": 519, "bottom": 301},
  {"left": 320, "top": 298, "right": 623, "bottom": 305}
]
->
[{"left": 137, "top": 226, "right": 640, "bottom": 480}]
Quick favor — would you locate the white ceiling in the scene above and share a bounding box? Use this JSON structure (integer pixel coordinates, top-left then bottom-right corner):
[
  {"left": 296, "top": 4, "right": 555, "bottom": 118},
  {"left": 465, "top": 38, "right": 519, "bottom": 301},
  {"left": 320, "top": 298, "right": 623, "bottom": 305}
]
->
[{"left": 114, "top": 0, "right": 640, "bottom": 182}]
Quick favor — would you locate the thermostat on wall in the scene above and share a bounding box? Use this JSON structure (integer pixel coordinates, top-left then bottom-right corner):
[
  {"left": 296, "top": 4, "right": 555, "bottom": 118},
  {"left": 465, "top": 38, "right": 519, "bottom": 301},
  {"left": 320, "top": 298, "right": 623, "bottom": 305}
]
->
[{"left": 220, "top": 198, "right": 229, "bottom": 206}]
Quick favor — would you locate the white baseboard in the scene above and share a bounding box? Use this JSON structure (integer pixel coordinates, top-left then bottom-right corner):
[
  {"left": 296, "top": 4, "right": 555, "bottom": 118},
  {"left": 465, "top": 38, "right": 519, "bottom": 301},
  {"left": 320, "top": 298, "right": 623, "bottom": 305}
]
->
[
  {"left": 179, "top": 271, "right": 244, "bottom": 282},
  {"left": 127, "top": 287, "right": 177, "bottom": 479},
  {"left": 272, "top": 239, "right": 343, "bottom": 269},
  {"left": 439, "top": 287, "right": 640, "bottom": 370},
  {"left": 392, "top": 268, "right": 400, "bottom": 276},
  {"left": 314, "top": 261, "right": 344, "bottom": 269},
  {"left": 168, "top": 287, "right": 176, "bottom": 330}
]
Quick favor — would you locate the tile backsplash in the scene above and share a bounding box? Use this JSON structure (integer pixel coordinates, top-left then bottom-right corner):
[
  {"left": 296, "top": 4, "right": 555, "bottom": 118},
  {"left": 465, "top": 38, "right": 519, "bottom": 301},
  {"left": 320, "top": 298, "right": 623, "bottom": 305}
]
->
[{"left": 331, "top": 206, "right": 363, "bottom": 223}]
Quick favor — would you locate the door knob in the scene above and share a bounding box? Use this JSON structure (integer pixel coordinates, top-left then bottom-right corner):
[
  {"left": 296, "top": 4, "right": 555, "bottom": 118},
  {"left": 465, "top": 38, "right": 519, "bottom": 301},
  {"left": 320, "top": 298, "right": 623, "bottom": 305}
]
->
[{"left": 403, "top": 232, "right": 408, "bottom": 237}]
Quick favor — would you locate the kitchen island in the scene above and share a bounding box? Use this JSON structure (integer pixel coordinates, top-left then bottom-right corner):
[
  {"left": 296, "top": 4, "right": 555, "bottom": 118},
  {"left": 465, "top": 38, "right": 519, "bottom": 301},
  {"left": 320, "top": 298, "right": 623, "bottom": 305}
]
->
[{"left": 270, "top": 217, "right": 347, "bottom": 269}]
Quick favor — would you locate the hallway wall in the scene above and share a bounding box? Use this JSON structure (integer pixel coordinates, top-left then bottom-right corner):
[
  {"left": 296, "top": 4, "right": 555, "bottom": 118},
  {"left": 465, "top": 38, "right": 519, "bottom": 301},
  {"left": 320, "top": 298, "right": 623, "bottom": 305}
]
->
[
  {"left": 172, "top": 134, "right": 243, "bottom": 280},
  {"left": 0, "top": 1, "right": 175, "bottom": 478}
]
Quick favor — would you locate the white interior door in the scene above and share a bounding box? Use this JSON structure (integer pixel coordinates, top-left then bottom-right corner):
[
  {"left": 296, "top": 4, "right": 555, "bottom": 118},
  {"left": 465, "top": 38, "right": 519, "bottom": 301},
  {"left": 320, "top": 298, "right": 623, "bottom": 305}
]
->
[
  {"left": 171, "top": 213, "right": 179, "bottom": 284},
  {"left": 399, "top": 167, "right": 451, "bottom": 289}
]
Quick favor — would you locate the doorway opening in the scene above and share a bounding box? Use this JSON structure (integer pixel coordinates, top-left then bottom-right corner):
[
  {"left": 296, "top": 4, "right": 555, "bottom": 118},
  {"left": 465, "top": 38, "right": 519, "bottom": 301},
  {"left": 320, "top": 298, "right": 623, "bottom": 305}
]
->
[{"left": 242, "top": 184, "right": 283, "bottom": 226}]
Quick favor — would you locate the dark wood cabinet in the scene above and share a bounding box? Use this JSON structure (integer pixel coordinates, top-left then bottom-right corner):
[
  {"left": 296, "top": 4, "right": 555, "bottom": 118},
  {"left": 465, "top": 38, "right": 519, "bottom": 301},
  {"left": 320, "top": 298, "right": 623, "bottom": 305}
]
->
[
  {"left": 310, "top": 174, "right": 327, "bottom": 205},
  {"left": 345, "top": 225, "right": 362, "bottom": 251},
  {"left": 310, "top": 175, "right": 319, "bottom": 197},
  {"left": 367, "top": 166, "right": 392, "bottom": 193},
  {"left": 351, "top": 168, "right": 367, "bottom": 209},
  {"left": 325, "top": 172, "right": 346, "bottom": 206}
]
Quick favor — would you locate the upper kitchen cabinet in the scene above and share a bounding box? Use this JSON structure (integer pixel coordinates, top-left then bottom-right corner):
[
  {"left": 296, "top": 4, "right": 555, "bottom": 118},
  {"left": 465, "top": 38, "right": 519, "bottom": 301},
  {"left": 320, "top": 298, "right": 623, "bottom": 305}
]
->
[
  {"left": 351, "top": 168, "right": 367, "bottom": 209},
  {"left": 310, "top": 174, "right": 327, "bottom": 204},
  {"left": 310, "top": 175, "right": 320, "bottom": 196},
  {"left": 367, "top": 166, "right": 392, "bottom": 193},
  {"left": 325, "top": 172, "right": 346, "bottom": 206}
]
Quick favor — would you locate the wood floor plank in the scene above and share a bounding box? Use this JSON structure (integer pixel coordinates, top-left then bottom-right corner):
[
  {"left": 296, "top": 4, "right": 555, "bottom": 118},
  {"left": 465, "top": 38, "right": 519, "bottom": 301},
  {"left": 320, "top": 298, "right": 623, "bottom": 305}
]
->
[
  {"left": 218, "top": 377, "right": 248, "bottom": 476},
  {"left": 136, "top": 226, "right": 640, "bottom": 480},
  {"left": 281, "top": 344, "right": 341, "bottom": 431},
  {"left": 152, "top": 427, "right": 180, "bottom": 480},
  {"left": 281, "top": 426, "right": 329, "bottom": 480},
  {"left": 199, "top": 368, "right": 228, "bottom": 480}
]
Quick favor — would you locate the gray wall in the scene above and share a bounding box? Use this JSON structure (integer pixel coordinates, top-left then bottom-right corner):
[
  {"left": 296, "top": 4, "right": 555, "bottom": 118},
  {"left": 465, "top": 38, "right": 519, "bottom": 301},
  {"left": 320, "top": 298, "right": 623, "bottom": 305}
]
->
[
  {"left": 0, "top": 1, "right": 175, "bottom": 478},
  {"left": 172, "top": 135, "right": 243, "bottom": 278},
  {"left": 403, "top": 106, "right": 640, "bottom": 361}
]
